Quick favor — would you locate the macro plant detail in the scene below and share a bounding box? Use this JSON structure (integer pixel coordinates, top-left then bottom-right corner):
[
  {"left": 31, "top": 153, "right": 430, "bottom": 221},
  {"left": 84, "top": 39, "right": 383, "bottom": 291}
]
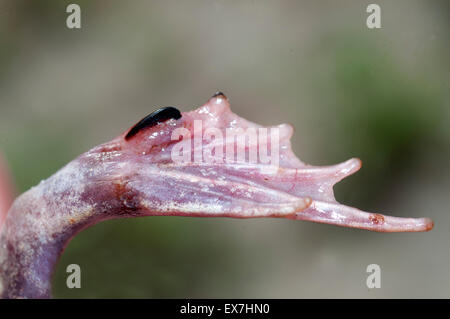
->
[{"left": 0, "top": 93, "right": 433, "bottom": 299}]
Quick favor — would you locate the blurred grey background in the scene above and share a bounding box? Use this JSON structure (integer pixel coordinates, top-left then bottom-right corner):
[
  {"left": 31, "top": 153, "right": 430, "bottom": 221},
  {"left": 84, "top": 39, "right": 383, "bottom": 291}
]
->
[{"left": 0, "top": 0, "right": 449, "bottom": 298}]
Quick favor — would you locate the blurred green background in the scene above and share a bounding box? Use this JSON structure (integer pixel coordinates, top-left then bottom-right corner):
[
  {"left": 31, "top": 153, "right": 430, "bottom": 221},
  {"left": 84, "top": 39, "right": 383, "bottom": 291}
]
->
[{"left": 0, "top": 0, "right": 449, "bottom": 298}]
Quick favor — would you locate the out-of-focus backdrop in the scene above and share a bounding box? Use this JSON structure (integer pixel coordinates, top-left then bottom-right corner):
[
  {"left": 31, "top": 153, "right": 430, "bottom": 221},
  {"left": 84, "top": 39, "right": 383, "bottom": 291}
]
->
[{"left": 0, "top": 0, "right": 449, "bottom": 298}]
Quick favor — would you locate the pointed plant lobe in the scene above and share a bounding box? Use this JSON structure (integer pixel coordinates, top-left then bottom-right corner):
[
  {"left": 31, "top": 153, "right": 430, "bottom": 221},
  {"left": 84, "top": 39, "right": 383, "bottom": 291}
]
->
[{"left": 0, "top": 93, "right": 433, "bottom": 299}]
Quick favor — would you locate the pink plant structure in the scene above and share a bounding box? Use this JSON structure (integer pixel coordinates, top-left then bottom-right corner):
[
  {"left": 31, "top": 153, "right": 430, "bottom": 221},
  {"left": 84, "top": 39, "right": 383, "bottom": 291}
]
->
[{"left": 0, "top": 93, "right": 433, "bottom": 298}]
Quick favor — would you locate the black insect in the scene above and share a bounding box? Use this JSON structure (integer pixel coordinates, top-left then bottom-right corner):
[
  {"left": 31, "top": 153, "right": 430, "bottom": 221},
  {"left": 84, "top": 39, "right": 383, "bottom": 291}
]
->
[
  {"left": 125, "top": 106, "right": 182, "bottom": 140},
  {"left": 212, "top": 91, "right": 226, "bottom": 98}
]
